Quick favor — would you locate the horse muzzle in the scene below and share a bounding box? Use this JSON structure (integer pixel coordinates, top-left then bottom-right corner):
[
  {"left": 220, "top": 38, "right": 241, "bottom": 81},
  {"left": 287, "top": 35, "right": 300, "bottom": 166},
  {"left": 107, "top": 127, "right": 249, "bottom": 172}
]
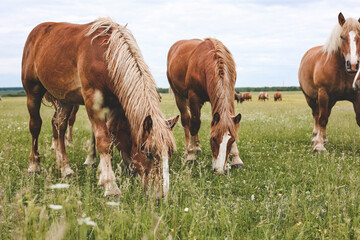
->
[{"left": 346, "top": 60, "right": 359, "bottom": 73}]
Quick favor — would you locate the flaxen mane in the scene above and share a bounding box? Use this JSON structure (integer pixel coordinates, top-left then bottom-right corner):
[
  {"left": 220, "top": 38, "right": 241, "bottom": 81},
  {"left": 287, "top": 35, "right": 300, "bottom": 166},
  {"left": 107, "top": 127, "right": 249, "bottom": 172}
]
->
[
  {"left": 206, "top": 38, "right": 238, "bottom": 139},
  {"left": 86, "top": 18, "right": 175, "bottom": 154},
  {"left": 323, "top": 17, "right": 360, "bottom": 59}
]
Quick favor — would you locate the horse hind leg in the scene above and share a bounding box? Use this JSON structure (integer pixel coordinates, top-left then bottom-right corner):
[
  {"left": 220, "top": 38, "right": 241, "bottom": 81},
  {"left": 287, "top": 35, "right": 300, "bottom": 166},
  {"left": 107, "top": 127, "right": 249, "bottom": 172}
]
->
[
  {"left": 65, "top": 105, "right": 79, "bottom": 146},
  {"left": 26, "top": 86, "right": 46, "bottom": 173},
  {"left": 195, "top": 134, "right": 201, "bottom": 155},
  {"left": 52, "top": 101, "right": 75, "bottom": 177},
  {"left": 83, "top": 131, "right": 97, "bottom": 168},
  {"left": 173, "top": 94, "right": 193, "bottom": 161},
  {"left": 188, "top": 92, "right": 202, "bottom": 162}
]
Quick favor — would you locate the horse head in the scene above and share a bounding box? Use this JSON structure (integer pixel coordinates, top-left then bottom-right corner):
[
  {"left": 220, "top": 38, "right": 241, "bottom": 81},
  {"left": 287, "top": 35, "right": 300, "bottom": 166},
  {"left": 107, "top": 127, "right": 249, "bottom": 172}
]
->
[
  {"left": 210, "top": 112, "right": 241, "bottom": 174},
  {"left": 338, "top": 12, "right": 360, "bottom": 73},
  {"left": 137, "top": 115, "right": 179, "bottom": 198}
]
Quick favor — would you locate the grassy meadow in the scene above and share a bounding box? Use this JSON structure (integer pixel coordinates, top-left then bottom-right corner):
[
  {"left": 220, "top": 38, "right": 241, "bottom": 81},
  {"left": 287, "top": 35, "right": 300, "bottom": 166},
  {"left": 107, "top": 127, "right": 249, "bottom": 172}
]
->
[{"left": 0, "top": 92, "right": 360, "bottom": 239}]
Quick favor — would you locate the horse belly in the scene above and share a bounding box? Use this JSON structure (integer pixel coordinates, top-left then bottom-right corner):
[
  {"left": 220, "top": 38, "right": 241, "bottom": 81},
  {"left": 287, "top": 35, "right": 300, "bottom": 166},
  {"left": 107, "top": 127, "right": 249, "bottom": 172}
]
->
[{"left": 38, "top": 70, "right": 84, "bottom": 105}]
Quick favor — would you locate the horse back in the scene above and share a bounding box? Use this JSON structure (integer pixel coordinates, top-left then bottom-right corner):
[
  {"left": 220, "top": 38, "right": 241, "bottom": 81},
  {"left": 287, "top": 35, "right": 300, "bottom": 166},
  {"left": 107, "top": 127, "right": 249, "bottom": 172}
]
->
[
  {"left": 22, "top": 21, "right": 104, "bottom": 104},
  {"left": 167, "top": 39, "right": 203, "bottom": 97}
]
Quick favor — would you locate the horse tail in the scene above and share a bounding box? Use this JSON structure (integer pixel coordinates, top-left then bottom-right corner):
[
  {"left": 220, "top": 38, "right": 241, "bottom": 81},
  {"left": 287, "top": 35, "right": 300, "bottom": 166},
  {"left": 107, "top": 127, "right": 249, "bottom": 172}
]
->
[{"left": 42, "top": 92, "right": 54, "bottom": 107}]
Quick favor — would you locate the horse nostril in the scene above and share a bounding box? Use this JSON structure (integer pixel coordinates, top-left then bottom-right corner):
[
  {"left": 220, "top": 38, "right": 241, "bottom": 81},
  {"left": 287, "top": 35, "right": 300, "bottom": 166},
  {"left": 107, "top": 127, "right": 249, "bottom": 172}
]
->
[{"left": 347, "top": 61, "right": 351, "bottom": 69}]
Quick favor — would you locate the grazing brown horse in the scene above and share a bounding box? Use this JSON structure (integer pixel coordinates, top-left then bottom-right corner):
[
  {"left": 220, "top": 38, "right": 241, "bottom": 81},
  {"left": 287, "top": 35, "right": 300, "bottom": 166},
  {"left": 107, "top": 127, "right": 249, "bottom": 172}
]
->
[
  {"left": 242, "top": 92, "right": 252, "bottom": 101},
  {"left": 299, "top": 13, "right": 360, "bottom": 152},
  {"left": 235, "top": 91, "right": 244, "bottom": 103},
  {"left": 258, "top": 92, "right": 269, "bottom": 101},
  {"left": 22, "top": 18, "right": 178, "bottom": 197},
  {"left": 167, "top": 38, "right": 242, "bottom": 174},
  {"left": 46, "top": 94, "right": 178, "bottom": 192},
  {"left": 273, "top": 92, "right": 282, "bottom": 101}
]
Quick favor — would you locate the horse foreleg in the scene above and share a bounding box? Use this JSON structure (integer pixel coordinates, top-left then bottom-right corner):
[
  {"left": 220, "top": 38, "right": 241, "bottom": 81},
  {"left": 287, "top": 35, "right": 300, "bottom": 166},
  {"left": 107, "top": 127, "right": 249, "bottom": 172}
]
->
[
  {"left": 353, "top": 95, "right": 360, "bottom": 128},
  {"left": 313, "top": 88, "right": 330, "bottom": 152},
  {"left": 26, "top": 89, "right": 45, "bottom": 173},
  {"left": 229, "top": 142, "right": 243, "bottom": 168},
  {"left": 52, "top": 102, "right": 75, "bottom": 177},
  {"left": 85, "top": 94, "right": 120, "bottom": 196}
]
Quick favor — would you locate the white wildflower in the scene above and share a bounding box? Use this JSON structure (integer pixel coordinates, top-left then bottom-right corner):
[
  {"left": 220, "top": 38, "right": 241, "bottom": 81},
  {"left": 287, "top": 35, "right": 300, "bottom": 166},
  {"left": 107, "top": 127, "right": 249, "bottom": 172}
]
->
[
  {"left": 49, "top": 183, "right": 70, "bottom": 189},
  {"left": 49, "top": 204, "right": 63, "bottom": 210},
  {"left": 106, "top": 201, "right": 120, "bottom": 206},
  {"left": 78, "top": 217, "right": 97, "bottom": 227},
  {"left": 251, "top": 195, "right": 255, "bottom": 201},
  {"left": 184, "top": 207, "right": 189, "bottom": 212}
]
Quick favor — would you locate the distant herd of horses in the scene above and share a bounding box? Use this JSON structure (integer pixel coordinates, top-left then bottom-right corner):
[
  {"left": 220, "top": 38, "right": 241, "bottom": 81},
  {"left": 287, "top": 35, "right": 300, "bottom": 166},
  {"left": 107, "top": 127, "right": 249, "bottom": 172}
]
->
[
  {"left": 234, "top": 91, "right": 282, "bottom": 103},
  {"left": 18, "top": 12, "right": 360, "bottom": 197}
]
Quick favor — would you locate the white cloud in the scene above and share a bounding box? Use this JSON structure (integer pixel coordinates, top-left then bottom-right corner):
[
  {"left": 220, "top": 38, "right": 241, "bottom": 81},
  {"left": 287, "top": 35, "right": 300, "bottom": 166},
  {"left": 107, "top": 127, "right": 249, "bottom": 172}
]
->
[{"left": 1, "top": 0, "right": 360, "bottom": 87}]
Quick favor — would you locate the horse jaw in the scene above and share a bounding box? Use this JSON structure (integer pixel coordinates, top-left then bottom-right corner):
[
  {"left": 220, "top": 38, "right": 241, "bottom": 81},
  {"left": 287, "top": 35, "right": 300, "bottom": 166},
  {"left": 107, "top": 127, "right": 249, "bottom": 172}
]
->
[{"left": 212, "top": 131, "right": 231, "bottom": 174}]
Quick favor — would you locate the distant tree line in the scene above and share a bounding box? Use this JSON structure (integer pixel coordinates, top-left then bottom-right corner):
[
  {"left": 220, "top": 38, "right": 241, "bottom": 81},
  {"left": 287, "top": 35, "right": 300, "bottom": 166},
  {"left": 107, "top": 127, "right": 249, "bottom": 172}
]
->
[
  {"left": 0, "top": 86, "right": 301, "bottom": 97},
  {"left": 156, "top": 86, "right": 301, "bottom": 93},
  {"left": 0, "top": 87, "right": 26, "bottom": 97},
  {"left": 235, "top": 86, "right": 301, "bottom": 92}
]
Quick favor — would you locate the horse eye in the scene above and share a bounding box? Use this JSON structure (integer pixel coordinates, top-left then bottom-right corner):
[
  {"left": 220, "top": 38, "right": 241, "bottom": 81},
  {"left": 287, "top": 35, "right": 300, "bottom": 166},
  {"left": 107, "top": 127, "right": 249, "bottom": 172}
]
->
[
  {"left": 340, "top": 36, "right": 345, "bottom": 40},
  {"left": 212, "top": 137, "right": 216, "bottom": 143}
]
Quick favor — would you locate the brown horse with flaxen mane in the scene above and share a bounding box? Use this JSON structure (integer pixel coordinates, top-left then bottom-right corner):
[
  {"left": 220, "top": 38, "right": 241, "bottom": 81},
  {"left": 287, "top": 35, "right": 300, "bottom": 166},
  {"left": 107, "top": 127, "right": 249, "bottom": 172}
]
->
[
  {"left": 299, "top": 13, "right": 360, "bottom": 152},
  {"left": 167, "top": 38, "right": 242, "bottom": 174},
  {"left": 22, "top": 18, "right": 178, "bottom": 197}
]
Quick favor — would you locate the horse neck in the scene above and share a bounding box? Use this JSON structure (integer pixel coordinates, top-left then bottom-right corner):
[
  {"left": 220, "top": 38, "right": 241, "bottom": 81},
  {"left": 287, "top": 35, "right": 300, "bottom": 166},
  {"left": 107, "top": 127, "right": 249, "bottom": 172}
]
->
[{"left": 208, "top": 67, "right": 236, "bottom": 138}]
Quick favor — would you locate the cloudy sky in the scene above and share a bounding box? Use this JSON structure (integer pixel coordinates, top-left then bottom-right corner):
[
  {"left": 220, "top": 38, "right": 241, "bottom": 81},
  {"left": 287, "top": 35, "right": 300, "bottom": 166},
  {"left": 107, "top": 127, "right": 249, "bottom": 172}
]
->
[{"left": 1, "top": 0, "right": 360, "bottom": 88}]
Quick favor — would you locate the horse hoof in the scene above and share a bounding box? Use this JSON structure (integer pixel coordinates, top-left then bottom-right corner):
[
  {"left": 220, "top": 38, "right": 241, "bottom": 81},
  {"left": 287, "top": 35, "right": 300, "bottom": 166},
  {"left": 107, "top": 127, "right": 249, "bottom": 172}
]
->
[
  {"left": 61, "top": 168, "right": 74, "bottom": 178},
  {"left": 212, "top": 168, "right": 226, "bottom": 175},
  {"left": 186, "top": 153, "right": 196, "bottom": 162},
  {"left": 104, "top": 185, "right": 121, "bottom": 197},
  {"left": 84, "top": 163, "right": 97, "bottom": 169},
  {"left": 231, "top": 163, "right": 243, "bottom": 169},
  {"left": 313, "top": 144, "right": 326, "bottom": 152},
  {"left": 186, "top": 160, "right": 196, "bottom": 165},
  {"left": 27, "top": 164, "right": 41, "bottom": 173}
]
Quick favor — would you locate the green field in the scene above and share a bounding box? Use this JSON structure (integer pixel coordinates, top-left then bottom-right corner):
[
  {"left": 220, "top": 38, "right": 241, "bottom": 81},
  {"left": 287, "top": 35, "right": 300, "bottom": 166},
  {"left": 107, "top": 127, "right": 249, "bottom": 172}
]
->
[{"left": 0, "top": 92, "right": 360, "bottom": 239}]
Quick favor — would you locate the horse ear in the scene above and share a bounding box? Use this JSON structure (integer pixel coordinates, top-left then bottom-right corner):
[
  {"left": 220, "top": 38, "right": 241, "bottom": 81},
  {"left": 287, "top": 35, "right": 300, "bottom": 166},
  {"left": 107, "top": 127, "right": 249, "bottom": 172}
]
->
[
  {"left": 143, "top": 115, "right": 153, "bottom": 134},
  {"left": 338, "top": 12, "right": 345, "bottom": 26},
  {"left": 166, "top": 115, "right": 179, "bottom": 130},
  {"left": 211, "top": 112, "right": 220, "bottom": 126},
  {"left": 232, "top": 113, "right": 242, "bottom": 125}
]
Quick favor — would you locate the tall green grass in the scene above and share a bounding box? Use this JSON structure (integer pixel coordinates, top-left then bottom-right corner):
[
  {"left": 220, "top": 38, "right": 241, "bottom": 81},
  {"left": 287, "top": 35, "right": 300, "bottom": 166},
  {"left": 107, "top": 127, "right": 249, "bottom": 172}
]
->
[{"left": 0, "top": 92, "right": 359, "bottom": 239}]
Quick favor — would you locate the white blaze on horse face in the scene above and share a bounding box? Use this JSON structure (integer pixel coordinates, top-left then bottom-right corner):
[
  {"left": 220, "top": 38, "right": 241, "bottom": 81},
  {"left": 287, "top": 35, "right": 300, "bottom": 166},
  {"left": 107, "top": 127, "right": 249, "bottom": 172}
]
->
[
  {"left": 162, "top": 151, "right": 170, "bottom": 197},
  {"left": 212, "top": 131, "right": 231, "bottom": 173},
  {"left": 349, "top": 31, "right": 358, "bottom": 65}
]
